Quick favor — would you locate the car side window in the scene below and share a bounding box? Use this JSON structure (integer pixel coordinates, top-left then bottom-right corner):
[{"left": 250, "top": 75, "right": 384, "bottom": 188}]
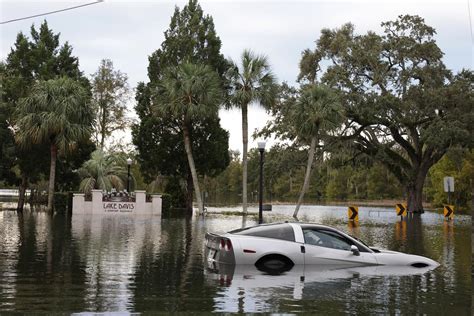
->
[
  {"left": 230, "top": 224, "right": 295, "bottom": 242},
  {"left": 303, "top": 229, "right": 352, "bottom": 251}
]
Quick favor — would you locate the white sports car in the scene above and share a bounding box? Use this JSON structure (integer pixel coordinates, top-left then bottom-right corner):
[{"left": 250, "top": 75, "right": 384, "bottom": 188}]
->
[{"left": 205, "top": 222, "right": 439, "bottom": 273}]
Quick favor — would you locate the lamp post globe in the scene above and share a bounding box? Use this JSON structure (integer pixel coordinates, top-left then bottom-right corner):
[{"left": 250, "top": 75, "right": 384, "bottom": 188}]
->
[{"left": 257, "top": 141, "right": 266, "bottom": 224}]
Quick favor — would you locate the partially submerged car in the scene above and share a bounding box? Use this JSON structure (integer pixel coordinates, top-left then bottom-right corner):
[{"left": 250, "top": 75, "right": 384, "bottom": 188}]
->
[{"left": 205, "top": 222, "right": 439, "bottom": 273}]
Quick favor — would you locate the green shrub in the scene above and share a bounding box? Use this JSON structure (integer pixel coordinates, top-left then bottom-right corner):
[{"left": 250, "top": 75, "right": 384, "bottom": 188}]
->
[
  {"left": 161, "top": 193, "right": 171, "bottom": 215},
  {"left": 164, "top": 177, "right": 187, "bottom": 209},
  {"left": 160, "top": 194, "right": 193, "bottom": 218},
  {"left": 53, "top": 192, "right": 71, "bottom": 214}
]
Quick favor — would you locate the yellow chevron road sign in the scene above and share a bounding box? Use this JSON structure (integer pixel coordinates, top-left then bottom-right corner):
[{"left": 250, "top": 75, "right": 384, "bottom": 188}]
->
[
  {"left": 348, "top": 206, "right": 359, "bottom": 221},
  {"left": 396, "top": 203, "right": 407, "bottom": 217},
  {"left": 444, "top": 205, "right": 454, "bottom": 220}
]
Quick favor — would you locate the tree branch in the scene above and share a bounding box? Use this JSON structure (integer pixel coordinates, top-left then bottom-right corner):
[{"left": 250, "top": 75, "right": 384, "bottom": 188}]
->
[{"left": 388, "top": 125, "right": 419, "bottom": 165}]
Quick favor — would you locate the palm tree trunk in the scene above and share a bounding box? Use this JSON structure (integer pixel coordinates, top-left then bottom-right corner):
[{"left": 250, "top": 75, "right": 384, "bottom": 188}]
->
[
  {"left": 294, "top": 136, "right": 317, "bottom": 219},
  {"left": 185, "top": 173, "right": 194, "bottom": 215},
  {"left": 242, "top": 103, "right": 248, "bottom": 214},
  {"left": 47, "top": 143, "right": 57, "bottom": 213},
  {"left": 182, "top": 125, "right": 203, "bottom": 215}
]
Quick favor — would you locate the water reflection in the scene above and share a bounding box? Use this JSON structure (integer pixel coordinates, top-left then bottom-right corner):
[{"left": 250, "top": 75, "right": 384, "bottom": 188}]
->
[
  {"left": 0, "top": 212, "right": 21, "bottom": 310},
  {"left": 206, "top": 263, "right": 439, "bottom": 313},
  {"left": 145, "top": 217, "right": 245, "bottom": 312},
  {"left": 0, "top": 212, "right": 88, "bottom": 312},
  {"left": 346, "top": 220, "right": 360, "bottom": 237},
  {"left": 71, "top": 215, "right": 158, "bottom": 311},
  {"left": 0, "top": 210, "right": 471, "bottom": 314}
]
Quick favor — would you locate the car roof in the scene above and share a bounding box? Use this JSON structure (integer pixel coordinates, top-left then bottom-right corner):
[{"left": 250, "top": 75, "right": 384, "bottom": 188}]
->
[{"left": 229, "top": 222, "right": 338, "bottom": 232}]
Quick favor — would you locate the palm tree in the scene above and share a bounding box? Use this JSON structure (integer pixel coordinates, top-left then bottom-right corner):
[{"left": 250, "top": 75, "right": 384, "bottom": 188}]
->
[
  {"left": 156, "top": 63, "right": 223, "bottom": 215},
  {"left": 226, "top": 50, "right": 277, "bottom": 214},
  {"left": 15, "top": 77, "right": 93, "bottom": 212},
  {"left": 78, "top": 149, "right": 133, "bottom": 194},
  {"left": 292, "top": 84, "right": 343, "bottom": 219}
]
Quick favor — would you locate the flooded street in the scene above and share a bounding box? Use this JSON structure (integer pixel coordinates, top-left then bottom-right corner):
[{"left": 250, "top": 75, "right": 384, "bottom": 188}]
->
[{"left": 0, "top": 206, "right": 471, "bottom": 314}]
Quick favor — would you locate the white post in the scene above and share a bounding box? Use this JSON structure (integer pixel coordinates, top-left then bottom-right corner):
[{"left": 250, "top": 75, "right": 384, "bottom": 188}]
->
[
  {"left": 72, "top": 193, "right": 85, "bottom": 214},
  {"left": 151, "top": 194, "right": 162, "bottom": 215},
  {"left": 91, "top": 190, "right": 102, "bottom": 215},
  {"left": 135, "top": 190, "right": 146, "bottom": 213}
]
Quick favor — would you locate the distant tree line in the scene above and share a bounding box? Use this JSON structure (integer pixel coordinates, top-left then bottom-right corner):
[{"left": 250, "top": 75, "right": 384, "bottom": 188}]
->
[{"left": 202, "top": 146, "right": 474, "bottom": 212}]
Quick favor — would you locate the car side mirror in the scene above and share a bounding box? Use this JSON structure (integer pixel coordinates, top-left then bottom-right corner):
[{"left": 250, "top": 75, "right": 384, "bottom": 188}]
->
[{"left": 351, "top": 245, "right": 360, "bottom": 256}]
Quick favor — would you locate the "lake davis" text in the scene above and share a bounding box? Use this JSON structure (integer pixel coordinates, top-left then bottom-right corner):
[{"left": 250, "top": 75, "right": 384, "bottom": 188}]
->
[{"left": 103, "top": 202, "right": 135, "bottom": 213}]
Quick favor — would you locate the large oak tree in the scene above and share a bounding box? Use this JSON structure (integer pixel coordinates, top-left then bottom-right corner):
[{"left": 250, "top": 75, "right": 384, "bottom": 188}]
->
[{"left": 299, "top": 15, "right": 473, "bottom": 213}]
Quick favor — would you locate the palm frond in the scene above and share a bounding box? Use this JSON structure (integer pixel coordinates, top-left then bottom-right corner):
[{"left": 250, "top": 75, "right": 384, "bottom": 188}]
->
[
  {"left": 14, "top": 77, "right": 93, "bottom": 154},
  {"left": 227, "top": 49, "right": 277, "bottom": 109}
]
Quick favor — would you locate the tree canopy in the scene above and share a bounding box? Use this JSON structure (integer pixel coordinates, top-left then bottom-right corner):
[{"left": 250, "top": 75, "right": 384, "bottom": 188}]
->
[
  {"left": 226, "top": 49, "right": 278, "bottom": 213},
  {"left": 298, "top": 14, "right": 473, "bottom": 213},
  {"left": 291, "top": 84, "right": 343, "bottom": 218},
  {"left": 91, "top": 59, "right": 130, "bottom": 150},
  {"left": 155, "top": 63, "right": 224, "bottom": 214},
  {"left": 78, "top": 149, "right": 132, "bottom": 194},
  {"left": 133, "top": 0, "right": 229, "bottom": 213},
  {"left": 1, "top": 20, "right": 94, "bottom": 211},
  {"left": 147, "top": 0, "right": 228, "bottom": 83},
  {"left": 15, "top": 77, "right": 94, "bottom": 211}
]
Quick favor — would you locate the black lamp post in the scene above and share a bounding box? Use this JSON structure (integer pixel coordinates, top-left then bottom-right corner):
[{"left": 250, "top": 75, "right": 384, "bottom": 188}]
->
[
  {"left": 126, "top": 158, "right": 132, "bottom": 193},
  {"left": 258, "top": 141, "right": 266, "bottom": 224}
]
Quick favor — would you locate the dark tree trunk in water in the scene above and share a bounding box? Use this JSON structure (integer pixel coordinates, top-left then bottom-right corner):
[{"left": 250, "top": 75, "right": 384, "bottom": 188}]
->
[
  {"left": 406, "top": 167, "right": 429, "bottom": 214},
  {"left": 17, "top": 175, "right": 28, "bottom": 213},
  {"left": 185, "top": 173, "right": 194, "bottom": 216},
  {"left": 407, "top": 185, "right": 424, "bottom": 213}
]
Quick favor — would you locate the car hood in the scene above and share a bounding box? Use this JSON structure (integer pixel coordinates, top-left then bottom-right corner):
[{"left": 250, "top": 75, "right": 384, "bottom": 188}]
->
[{"left": 372, "top": 248, "right": 439, "bottom": 267}]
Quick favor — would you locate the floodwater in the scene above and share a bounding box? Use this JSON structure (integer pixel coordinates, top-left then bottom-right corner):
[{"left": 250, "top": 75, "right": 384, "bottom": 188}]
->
[{"left": 0, "top": 205, "right": 471, "bottom": 314}]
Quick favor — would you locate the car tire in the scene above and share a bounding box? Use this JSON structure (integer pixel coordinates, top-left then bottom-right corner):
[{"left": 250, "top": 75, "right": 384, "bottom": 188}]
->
[{"left": 255, "top": 255, "right": 294, "bottom": 275}]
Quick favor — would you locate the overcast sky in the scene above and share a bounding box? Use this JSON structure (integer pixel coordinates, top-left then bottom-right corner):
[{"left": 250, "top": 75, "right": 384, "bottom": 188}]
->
[{"left": 1, "top": 0, "right": 473, "bottom": 152}]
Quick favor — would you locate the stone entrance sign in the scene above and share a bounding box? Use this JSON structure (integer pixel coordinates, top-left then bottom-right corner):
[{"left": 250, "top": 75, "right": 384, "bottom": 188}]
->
[{"left": 73, "top": 189, "right": 161, "bottom": 215}]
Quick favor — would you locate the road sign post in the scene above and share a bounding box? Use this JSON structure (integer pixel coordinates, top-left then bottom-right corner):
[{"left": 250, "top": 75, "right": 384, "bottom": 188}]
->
[{"left": 443, "top": 177, "right": 454, "bottom": 204}]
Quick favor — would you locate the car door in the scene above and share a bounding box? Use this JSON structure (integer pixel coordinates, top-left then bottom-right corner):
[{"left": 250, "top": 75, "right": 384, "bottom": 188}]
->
[
  {"left": 302, "top": 228, "right": 377, "bottom": 266},
  {"left": 230, "top": 223, "right": 305, "bottom": 265}
]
